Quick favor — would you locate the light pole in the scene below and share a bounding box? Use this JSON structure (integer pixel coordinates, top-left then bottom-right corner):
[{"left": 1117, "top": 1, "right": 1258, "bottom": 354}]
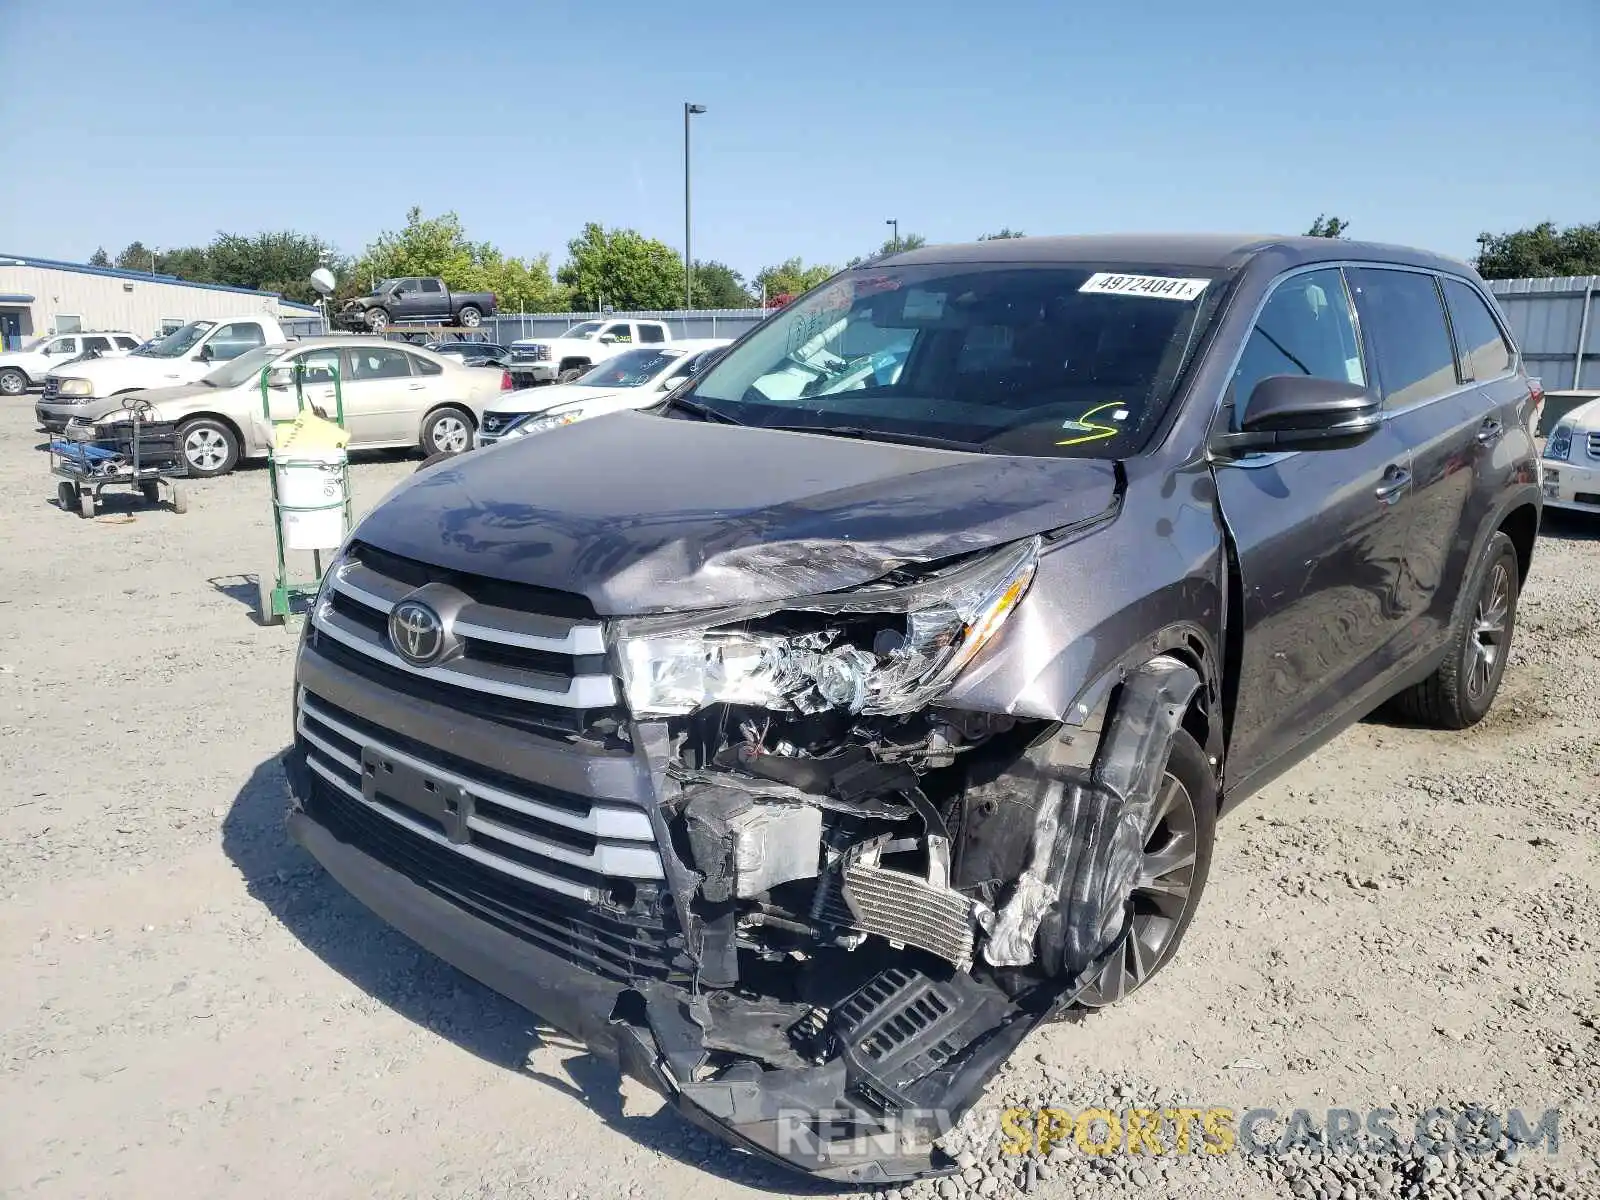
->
[
  {"left": 684, "top": 102, "right": 706, "bottom": 309},
  {"left": 885, "top": 218, "right": 899, "bottom": 254}
]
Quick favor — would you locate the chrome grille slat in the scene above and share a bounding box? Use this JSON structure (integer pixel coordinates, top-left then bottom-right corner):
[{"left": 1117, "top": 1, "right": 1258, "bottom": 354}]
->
[
  {"left": 303, "top": 755, "right": 606, "bottom": 902},
  {"left": 1587, "top": 432, "right": 1600, "bottom": 460},
  {"left": 298, "top": 694, "right": 652, "bottom": 842},
  {"left": 311, "top": 600, "right": 616, "bottom": 708}
]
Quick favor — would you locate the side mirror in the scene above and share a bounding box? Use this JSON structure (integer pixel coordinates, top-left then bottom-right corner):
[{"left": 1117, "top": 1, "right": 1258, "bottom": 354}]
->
[
  {"left": 197, "top": 344, "right": 214, "bottom": 362},
  {"left": 598, "top": 333, "right": 617, "bottom": 345},
  {"left": 266, "top": 366, "right": 294, "bottom": 389},
  {"left": 1212, "top": 375, "right": 1381, "bottom": 455}
]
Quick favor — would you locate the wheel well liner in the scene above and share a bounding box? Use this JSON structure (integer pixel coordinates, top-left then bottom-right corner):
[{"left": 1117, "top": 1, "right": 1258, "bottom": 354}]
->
[{"left": 1498, "top": 501, "right": 1538, "bottom": 586}]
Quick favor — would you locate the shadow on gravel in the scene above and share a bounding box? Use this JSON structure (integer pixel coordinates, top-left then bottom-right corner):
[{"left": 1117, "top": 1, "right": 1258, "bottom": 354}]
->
[
  {"left": 222, "top": 754, "right": 843, "bottom": 1194},
  {"left": 1538, "top": 510, "right": 1600, "bottom": 543}
]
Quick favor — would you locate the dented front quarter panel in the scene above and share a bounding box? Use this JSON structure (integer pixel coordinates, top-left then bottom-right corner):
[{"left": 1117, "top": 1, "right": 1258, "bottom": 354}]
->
[{"left": 939, "top": 456, "right": 1228, "bottom": 724}]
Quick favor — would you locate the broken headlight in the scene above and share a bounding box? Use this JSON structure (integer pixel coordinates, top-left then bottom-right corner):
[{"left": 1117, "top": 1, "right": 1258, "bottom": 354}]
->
[{"left": 619, "top": 537, "right": 1039, "bottom": 718}]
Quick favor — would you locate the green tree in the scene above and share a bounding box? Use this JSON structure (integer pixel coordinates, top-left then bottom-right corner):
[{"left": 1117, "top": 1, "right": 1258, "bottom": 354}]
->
[
  {"left": 114, "top": 241, "right": 158, "bottom": 272},
  {"left": 1305, "top": 215, "right": 1351, "bottom": 238},
  {"left": 464, "top": 248, "right": 568, "bottom": 314},
  {"left": 691, "top": 260, "right": 756, "bottom": 308},
  {"left": 205, "top": 231, "right": 343, "bottom": 303},
  {"left": 1475, "top": 221, "right": 1600, "bottom": 279},
  {"left": 753, "top": 258, "right": 837, "bottom": 302},
  {"left": 353, "top": 207, "right": 478, "bottom": 290},
  {"left": 977, "top": 228, "right": 1026, "bottom": 240},
  {"left": 154, "top": 245, "right": 218, "bottom": 285},
  {"left": 88, "top": 246, "right": 111, "bottom": 267},
  {"left": 556, "top": 223, "right": 683, "bottom": 311},
  {"left": 848, "top": 233, "right": 927, "bottom": 267}
]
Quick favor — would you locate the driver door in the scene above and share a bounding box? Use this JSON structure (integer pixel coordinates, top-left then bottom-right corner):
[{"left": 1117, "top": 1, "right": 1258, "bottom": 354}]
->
[{"left": 1212, "top": 267, "right": 1416, "bottom": 791}]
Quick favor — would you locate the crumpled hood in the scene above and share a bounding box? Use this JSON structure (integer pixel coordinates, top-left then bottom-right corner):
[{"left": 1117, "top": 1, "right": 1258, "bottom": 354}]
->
[{"left": 355, "top": 411, "right": 1119, "bottom": 614}]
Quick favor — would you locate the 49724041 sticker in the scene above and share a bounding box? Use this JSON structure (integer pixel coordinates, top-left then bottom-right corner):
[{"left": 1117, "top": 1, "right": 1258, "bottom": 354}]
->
[{"left": 1079, "top": 273, "right": 1210, "bottom": 302}]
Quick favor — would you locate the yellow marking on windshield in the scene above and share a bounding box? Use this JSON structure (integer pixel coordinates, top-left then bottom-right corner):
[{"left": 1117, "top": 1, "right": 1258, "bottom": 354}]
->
[{"left": 1055, "top": 402, "right": 1122, "bottom": 447}]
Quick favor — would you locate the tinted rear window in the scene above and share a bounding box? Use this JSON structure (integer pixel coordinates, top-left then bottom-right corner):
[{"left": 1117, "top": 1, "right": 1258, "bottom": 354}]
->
[
  {"left": 1442, "top": 278, "right": 1514, "bottom": 381},
  {"left": 1349, "top": 269, "right": 1459, "bottom": 408}
]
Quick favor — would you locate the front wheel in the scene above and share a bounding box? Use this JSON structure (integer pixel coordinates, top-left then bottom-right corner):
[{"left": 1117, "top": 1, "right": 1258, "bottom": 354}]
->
[
  {"left": 1390, "top": 531, "right": 1519, "bottom": 729},
  {"left": 1071, "top": 728, "right": 1216, "bottom": 1009},
  {"left": 365, "top": 307, "right": 390, "bottom": 332},
  {"left": 177, "top": 418, "right": 239, "bottom": 477},
  {"left": 557, "top": 366, "right": 585, "bottom": 384},
  {"left": 456, "top": 305, "right": 482, "bottom": 328},
  {"left": 420, "top": 407, "right": 473, "bottom": 456},
  {"left": 0, "top": 368, "right": 27, "bottom": 396}
]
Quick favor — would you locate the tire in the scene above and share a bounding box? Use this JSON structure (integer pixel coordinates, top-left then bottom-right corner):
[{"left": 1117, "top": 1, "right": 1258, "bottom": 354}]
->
[
  {"left": 1390, "top": 531, "right": 1519, "bottom": 729},
  {"left": 0, "top": 368, "right": 27, "bottom": 396},
  {"left": 420, "top": 407, "right": 474, "bottom": 456},
  {"left": 177, "top": 418, "right": 239, "bottom": 478},
  {"left": 1071, "top": 728, "right": 1216, "bottom": 1009},
  {"left": 169, "top": 483, "right": 188, "bottom": 515},
  {"left": 78, "top": 488, "right": 96, "bottom": 519},
  {"left": 557, "top": 366, "right": 586, "bottom": 384},
  {"left": 57, "top": 481, "right": 77, "bottom": 510},
  {"left": 456, "top": 305, "right": 482, "bottom": 328},
  {"left": 365, "top": 307, "right": 390, "bottom": 332}
]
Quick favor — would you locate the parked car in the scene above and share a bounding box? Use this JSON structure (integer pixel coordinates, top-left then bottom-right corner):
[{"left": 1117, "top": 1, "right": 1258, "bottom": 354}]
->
[
  {"left": 1540, "top": 395, "right": 1600, "bottom": 515},
  {"left": 0, "top": 331, "right": 140, "bottom": 396},
  {"left": 425, "top": 341, "right": 510, "bottom": 368},
  {"left": 506, "top": 318, "right": 674, "bottom": 386},
  {"left": 81, "top": 337, "right": 510, "bottom": 476},
  {"left": 477, "top": 340, "right": 728, "bottom": 445},
  {"left": 333, "top": 277, "right": 498, "bottom": 332},
  {"left": 38, "top": 315, "right": 289, "bottom": 428},
  {"left": 284, "top": 234, "right": 1540, "bottom": 1182}
]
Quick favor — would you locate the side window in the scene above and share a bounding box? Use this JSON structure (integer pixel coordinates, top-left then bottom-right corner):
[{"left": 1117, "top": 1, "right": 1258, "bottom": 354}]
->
[
  {"left": 638, "top": 324, "right": 666, "bottom": 344},
  {"left": 409, "top": 353, "right": 442, "bottom": 376},
  {"left": 1348, "top": 269, "right": 1459, "bottom": 408},
  {"left": 292, "top": 348, "right": 341, "bottom": 384},
  {"left": 419, "top": 278, "right": 443, "bottom": 294},
  {"left": 83, "top": 336, "right": 112, "bottom": 352},
  {"left": 114, "top": 336, "right": 138, "bottom": 349},
  {"left": 345, "top": 347, "right": 414, "bottom": 381},
  {"left": 604, "top": 323, "right": 633, "bottom": 344},
  {"left": 1441, "top": 278, "right": 1514, "bottom": 382},
  {"left": 209, "top": 322, "right": 267, "bottom": 361},
  {"left": 45, "top": 337, "right": 77, "bottom": 355},
  {"left": 1230, "top": 268, "right": 1365, "bottom": 423}
]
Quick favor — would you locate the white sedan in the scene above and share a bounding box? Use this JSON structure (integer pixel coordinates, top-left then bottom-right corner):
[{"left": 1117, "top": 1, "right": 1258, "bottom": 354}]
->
[
  {"left": 476, "top": 340, "right": 728, "bottom": 446},
  {"left": 1540, "top": 395, "right": 1600, "bottom": 515}
]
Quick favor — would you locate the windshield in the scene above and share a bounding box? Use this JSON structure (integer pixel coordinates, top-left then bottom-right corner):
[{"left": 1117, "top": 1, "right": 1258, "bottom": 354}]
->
[
  {"left": 135, "top": 320, "right": 215, "bottom": 359},
  {"left": 374, "top": 278, "right": 398, "bottom": 294},
  {"left": 560, "top": 321, "right": 603, "bottom": 341},
  {"left": 576, "top": 348, "right": 682, "bottom": 387},
  {"left": 201, "top": 344, "right": 286, "bottom": 388},
  {"left": 684, "top": 264, "right": 1226, "bottom": 458}
]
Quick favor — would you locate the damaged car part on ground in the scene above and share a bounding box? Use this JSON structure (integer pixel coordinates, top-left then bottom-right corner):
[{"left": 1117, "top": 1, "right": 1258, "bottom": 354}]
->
[{"left": 284, "top": 234, "right": 1542, "bottom": 1182}]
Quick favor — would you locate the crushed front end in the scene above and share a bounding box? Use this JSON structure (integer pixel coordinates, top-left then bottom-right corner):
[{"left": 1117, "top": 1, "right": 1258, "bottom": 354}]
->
[{"left": 286, "top": 536, "right": 1197, "bottom": 1183}]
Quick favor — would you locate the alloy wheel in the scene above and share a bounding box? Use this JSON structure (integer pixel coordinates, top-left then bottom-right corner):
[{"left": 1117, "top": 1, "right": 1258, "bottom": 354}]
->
[
  {"left": 1075, "top": 772, "right": 1199, "bottom": 1007},
  {"left": 184, "top": 427, "right": 230, "bottom": 472},
  {"left": 1467, "top": 560, "right": 1511, "bottom": 701},
  {"left": 0, "top": 371, "right": 25, "bottom": 396},
  {"left": 431, "top": 415, "right": 470, "bottom": 453}
]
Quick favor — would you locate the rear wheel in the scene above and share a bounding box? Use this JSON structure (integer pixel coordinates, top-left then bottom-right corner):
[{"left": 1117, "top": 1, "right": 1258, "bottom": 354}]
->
[
  {"left": 178, "top": 418, "right": 239, "bottom": 477},
  {"left": 77, "top": 488, "right": 96, "bottom": 519},
  {"left": 456, "top": 305, "right": 482, "bottom": 328},
  {"left": 1072, "top": 728, "right": 1216, "bottom": 1008},
  {"left": 1390, "top": 531, "right": 1519, "bottom": 729},
  {"left": 420, "top": 407, "right": 473, "bottom": 456},
  {"left": 0, "top": 368, "right": 27, "bottom": 395}
]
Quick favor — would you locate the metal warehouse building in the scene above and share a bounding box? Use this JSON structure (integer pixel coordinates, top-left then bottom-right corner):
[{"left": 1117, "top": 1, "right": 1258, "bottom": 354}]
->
[{"left": 0, "top": 253, "right": 318, "bottom": 348}]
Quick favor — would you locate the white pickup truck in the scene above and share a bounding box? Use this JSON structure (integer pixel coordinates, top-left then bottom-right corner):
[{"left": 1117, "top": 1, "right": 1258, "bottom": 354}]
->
[
  {"left": 505, "top": 318, "right": 674, "bottom": 387},
  {"left": 37, "top": 314, "right": 289, "bottom": 429}
]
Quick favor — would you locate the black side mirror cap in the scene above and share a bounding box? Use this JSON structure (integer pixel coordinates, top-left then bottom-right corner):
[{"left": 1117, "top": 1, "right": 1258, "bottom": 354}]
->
[{"left": 1212, "top": 374, "right": 1382, "bottom": 455}]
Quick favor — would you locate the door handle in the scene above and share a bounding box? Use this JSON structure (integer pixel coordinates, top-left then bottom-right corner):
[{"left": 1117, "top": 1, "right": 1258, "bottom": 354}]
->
[
  {"left": 1476, "top": 418, "right": 1504, "bottom": 445},
  {"left": 1374, "top": 465, "right": 1411, "bottom": 504},
  {"left": 407, "top": 383, "right": 425, "bottom": 391}
]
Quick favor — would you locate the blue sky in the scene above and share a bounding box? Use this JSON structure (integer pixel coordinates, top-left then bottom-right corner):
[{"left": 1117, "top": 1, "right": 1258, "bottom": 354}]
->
[{"left": 1, "top": 0, "right": 1594, "bottom": 280}]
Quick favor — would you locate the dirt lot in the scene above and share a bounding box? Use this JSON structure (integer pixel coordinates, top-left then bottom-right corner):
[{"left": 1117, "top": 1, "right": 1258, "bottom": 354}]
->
[{"left": 2, "top": 399, "right": 1596, "bottom": 1200}]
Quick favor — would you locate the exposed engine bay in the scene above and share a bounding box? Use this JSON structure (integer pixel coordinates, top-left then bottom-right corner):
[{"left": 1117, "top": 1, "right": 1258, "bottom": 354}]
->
[{"left": 599, "top": 544, "right": 1203, "bottom": 1181}]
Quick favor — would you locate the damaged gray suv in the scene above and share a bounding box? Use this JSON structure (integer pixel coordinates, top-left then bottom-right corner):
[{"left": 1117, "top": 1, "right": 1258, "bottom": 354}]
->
[{"left": 283, "top": 234, "right": 1541, "bottom": 1183}]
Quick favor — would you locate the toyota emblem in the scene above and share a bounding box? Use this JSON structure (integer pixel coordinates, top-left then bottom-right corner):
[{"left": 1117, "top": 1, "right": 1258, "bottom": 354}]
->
[{"left": 389, "top": 599, "right": 445, "bottom": 666}]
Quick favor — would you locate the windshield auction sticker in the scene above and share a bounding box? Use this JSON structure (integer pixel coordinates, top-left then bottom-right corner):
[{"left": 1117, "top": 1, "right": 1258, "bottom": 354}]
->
[{"left": 1079, "top": 273, "right": 1210, "bottom": 301}]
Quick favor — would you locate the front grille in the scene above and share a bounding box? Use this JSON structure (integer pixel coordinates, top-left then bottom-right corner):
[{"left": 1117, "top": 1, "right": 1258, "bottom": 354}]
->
[
  {"left": 303, "top": 766, "right": 685, "bottom": 983},
  {"left": 42, "top": 378, "right": 61, "bottom": 399},
  {"left": 298, "top": 689, "right": 665, "bottom": 895},
  {"left": 511, "top": 345, "right": 550, "bottom": 362},
  {"left": 480, "top": 411, "right": 531, "bottom": 436},
  {"left": 310, "top": 543, "right": 618, "bottom": 724},
  {"left": 1586, "top": 432, "right": 1600, "bottom": 460}
]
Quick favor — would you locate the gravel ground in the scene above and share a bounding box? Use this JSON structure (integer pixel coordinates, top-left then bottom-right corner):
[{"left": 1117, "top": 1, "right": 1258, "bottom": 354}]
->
[{"left": 1, "top": 399, "right": 1596, "bottom": 1199}]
